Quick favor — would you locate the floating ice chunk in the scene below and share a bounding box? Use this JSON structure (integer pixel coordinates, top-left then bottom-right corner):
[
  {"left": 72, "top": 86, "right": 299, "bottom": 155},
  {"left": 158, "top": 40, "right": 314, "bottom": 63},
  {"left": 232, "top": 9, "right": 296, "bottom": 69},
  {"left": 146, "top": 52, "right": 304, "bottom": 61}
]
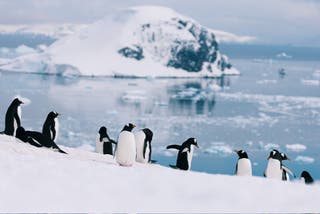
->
[
  {"left": 295, "top": 156, "right": 315, "bottom": 164},
  {"left": 286, "top": 144, "right": 307, "bottom": 152},
  {"left": 301, "top": 79, "right": 319, "bottom": 86},
  {"left": 263, "top": 143, "right": 280, "bottom": 151},
  {"left": 121, "top": 90, "right": 147, "bottom": 103},
  {"left": 204, "top": 142, "right": 233, "bottom": 156},
  {"left": 256, "top": 79, "right": 277, "bottom": 84}
]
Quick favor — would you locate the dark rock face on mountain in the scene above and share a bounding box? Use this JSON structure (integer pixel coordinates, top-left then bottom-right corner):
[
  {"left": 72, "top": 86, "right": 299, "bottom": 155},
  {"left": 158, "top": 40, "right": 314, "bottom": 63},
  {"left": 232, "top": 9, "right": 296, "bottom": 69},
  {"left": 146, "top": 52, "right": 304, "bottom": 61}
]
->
[{"left": 118, "top": 16, "right": 232, "bottom": 73}]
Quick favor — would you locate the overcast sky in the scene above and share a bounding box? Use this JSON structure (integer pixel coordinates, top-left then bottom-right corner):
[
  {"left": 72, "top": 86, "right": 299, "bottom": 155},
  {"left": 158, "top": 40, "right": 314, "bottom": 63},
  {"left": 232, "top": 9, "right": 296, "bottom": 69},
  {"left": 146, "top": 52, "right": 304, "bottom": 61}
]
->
[{"left": 0, "top": 0, "right": 319, "bottom": 46}]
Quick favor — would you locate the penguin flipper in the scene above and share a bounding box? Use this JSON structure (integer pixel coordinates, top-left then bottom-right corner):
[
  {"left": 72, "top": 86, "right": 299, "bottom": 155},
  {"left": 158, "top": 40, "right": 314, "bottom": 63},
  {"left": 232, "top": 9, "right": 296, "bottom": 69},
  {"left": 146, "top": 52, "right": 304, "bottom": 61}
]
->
[
  {"left": 282, "top": 165, "right": 296, "bottom": 178},
  {"left": 166, "top": 145, "right": 181, "bottom": 150},
  {"left": 110, "top": 139, "right": 117, "bottom": 144}
]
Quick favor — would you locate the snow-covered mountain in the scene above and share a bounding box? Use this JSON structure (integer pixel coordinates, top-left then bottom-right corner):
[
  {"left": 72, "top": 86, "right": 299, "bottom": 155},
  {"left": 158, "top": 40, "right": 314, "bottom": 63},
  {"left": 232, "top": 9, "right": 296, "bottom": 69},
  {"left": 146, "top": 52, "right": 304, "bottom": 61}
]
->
[{"left": 0, "top": 6, "right": 240, "bottom": 77}]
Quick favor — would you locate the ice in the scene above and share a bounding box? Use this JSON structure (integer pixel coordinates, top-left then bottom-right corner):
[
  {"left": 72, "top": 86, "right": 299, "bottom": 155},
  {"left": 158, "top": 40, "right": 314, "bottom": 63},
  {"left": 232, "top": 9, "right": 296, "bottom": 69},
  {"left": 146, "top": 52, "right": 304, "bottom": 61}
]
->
[
  {"left": 203, "top": 142, "right": 233, "bottom": 156},
  {"left": 286, "top": 144, "right": 307, "bottom": 152},
  {"left": 295, "top": 156, "right": 315, "bottom": 164},
  {"left": 301, "top": 79, "right": 319, "bottom": 86}
]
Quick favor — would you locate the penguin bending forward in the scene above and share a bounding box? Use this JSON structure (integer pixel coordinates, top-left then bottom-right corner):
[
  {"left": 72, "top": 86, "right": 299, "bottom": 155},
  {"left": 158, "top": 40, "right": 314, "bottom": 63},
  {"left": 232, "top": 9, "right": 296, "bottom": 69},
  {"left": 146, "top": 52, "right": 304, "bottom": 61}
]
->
[
  {"left": 42, "top": 111, "right": 60, "bottom": 142},
  {"left": 16, "top": 126, "right": 67, "bottom": 154},
  {"left": 264, "top": 149, "right": 293, "bottom": 181},
  {"left": 96, "top": 126, "right": 117, "bottom": 155},
  {"left": 115, "top": 123, "right": 136, "bottom": 166},
  {"left": 4, "top": 98, "right": 23, "bottom": 136},
  {"left": 234, "top": 150, "right": 252, "bottom": 176},
  {"left": 166, "top": 138, "right": 199, "bottom": 171},
  {"left": 135, "top": 128, "right": 153, "bottom": 163},
  {"left": 300, "top": 171, "right": 314, "bottom": 185}
]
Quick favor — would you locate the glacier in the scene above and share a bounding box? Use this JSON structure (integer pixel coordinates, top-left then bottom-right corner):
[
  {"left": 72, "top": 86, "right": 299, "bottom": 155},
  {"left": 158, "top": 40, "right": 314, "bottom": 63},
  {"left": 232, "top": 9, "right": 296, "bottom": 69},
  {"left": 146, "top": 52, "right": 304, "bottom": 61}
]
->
[{"left": 0, "top": 6, "right": 240, "bottom": 77}]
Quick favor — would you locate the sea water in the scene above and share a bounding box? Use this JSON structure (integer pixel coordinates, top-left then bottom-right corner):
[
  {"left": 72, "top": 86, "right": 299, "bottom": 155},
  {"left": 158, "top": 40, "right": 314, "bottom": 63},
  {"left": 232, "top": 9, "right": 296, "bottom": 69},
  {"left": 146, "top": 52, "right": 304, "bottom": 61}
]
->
[{"left": 0, "top": 59, "right": 319, "bottom": 179}]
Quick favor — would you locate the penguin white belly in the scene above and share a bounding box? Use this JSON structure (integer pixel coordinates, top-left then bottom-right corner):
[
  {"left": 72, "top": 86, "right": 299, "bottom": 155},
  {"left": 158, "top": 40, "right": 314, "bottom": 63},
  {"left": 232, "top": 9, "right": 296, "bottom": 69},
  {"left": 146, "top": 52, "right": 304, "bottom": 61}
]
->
[
  {"left": 187, "top": 146, "right": 194, "bottom": 170},
  {"left": 265, "top": 159, "right": 282, "bottom": 180},
  {"left": 95, "top": 135, "right": 103, "bottom": 154},
  {"left": 13, "top": 106, "right": 21, "bottom": 137},
  {"left": 134, "top": 131, "right": 146, "bottom": 163},
  {"left": 236, "top": 159, "right": 252, "bottom": 176},
  {"left": 116, "top": 131, "right": 136, "bottom": 166},
  {"left": 54, "top": 118, "right": 59, "bottom": 141}
]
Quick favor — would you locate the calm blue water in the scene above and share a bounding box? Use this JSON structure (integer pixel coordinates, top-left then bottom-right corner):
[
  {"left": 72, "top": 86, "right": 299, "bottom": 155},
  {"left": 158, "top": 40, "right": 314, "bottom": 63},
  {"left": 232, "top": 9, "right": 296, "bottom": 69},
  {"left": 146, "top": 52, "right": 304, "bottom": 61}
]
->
[{"left": 0, "top": 59, "right": 319, "bottom": 180}]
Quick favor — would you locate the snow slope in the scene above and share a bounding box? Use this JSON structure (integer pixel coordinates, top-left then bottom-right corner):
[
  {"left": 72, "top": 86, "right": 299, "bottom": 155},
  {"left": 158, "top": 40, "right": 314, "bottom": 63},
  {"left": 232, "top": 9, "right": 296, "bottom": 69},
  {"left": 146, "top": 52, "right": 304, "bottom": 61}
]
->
[
  {"left": 0, "top": 134, "right": 319, "bottom": 212},
  {"left": 0, "top": 6, "right": 239, "bottom": 77}
]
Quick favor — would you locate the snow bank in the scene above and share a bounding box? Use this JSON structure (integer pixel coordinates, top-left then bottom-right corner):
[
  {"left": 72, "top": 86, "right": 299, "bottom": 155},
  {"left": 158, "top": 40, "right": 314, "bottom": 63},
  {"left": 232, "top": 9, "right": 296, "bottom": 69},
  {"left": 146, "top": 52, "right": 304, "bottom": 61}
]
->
[{"left": 1, "top": 134, "right": 320, "bottom": 212}]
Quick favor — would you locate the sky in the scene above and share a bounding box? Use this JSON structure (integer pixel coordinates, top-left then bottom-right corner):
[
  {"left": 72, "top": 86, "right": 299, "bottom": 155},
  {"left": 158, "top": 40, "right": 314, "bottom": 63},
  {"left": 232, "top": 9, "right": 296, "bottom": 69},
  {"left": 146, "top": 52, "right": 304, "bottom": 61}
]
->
[{"left": 0, "top": 0, "right": 319, "bottom": 46}]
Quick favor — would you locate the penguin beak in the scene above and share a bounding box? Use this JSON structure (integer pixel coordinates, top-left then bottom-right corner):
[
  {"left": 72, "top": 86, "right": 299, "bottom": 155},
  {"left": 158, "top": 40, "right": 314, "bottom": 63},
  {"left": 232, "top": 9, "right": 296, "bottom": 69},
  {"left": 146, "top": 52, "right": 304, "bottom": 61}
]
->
[
  {"left": 195, "top": 143, "right": 199, "bottom": 148},
  {"left": 233, "top": 149, "right": 239, "bottom": 153},
  {"left": 133, "top": 124, "right": 136, "bottom": 128}
]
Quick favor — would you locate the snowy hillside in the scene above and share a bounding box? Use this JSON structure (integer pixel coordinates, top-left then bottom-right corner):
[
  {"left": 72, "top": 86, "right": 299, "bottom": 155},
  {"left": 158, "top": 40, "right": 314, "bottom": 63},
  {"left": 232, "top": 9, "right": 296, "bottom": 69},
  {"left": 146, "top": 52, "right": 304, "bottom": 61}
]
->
[
  {"left": 0, "top": 6, "right": 239, "bottom": 77},
  {"left": 1, "top": 134, "right": 319, "bottom": 212}
]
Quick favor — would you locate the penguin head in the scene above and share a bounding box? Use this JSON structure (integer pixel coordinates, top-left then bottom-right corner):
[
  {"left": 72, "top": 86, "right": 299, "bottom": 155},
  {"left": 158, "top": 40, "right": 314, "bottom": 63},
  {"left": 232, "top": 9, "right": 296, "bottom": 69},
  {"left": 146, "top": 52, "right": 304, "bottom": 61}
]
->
[
  {"left": 300, "top": 170, "right": 314, "bottom": 184},
  {"left": 234, "top": 150, "right": 249, "bottom": 159},
  {"left": 268, "top": 149, "right": 289, "bottom": 162},
  {"left": 184, "top": 137, "right": 199, "bottom": 148},
  {"left": 122, "top": 123, "right": 136, "bottom": 132},
  {"left": 12, "top": 98, "right": 24, "bottom": 106},
  {"left": 99, "top": 126, "right": 107, "bottom": 135},
  {"left": 47, "top": 111, "right": 60, "bottom": 119}
]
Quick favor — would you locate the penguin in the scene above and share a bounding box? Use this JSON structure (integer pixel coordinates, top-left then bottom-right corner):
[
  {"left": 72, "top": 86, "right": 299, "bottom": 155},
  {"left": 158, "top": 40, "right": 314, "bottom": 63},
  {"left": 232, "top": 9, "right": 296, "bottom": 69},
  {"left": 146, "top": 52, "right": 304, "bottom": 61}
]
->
[
  {"left": 16, "top": 126, "right": 67, "bottom": 154},
  {"left": 166, "top": 137, "right": 199, "bottom": 171},
  {"left": 4, "top": 98, "right": 23, "bottom": 136},
  {"left": 234, "top": 150, "right": 252, "bottom": 176},
  {"left": 300, "top": 171, "right": 314, "bottom": 185},
  {"left": 115, "top": 123, "right": 136, "bottom": 166},
  {"left": 264, "top": 149, "right": 292, "bottom": 180},
  {"left": 135, "top": 128, "right": 153, "bottom": 163},
  {"left": 96, "top": 126, "right": 117, "bottom": 155},
  {"left": 42, "top": 111, "right": 60, "bottom": 142}
]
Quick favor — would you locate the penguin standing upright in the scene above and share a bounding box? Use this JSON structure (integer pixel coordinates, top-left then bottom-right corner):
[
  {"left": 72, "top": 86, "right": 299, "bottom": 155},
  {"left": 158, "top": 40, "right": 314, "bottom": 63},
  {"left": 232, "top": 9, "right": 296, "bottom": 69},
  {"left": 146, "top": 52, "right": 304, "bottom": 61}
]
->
[
  {"left": 4, "top": 98, "right": 23, "bottom": 136},
  {"left": 166, "top": 138, "right": 199, "bottom": 170},
  {"left": 264, "top": 149, "right": 292, "bottom": 180},
  {"left": 234, "top": 150, "right": 252, "bottom": 176},
  {"left": 115, "top": 123, "right": 136, "bottom": 166},
  {"left": 42, "top": 111, "right": 60, "bottom": 142},
  {"left": 16, "top": 126, "right": 67, "bottom": 154},
  {"left": 135, "top": 128, "right": 153, "bottom": 163},
  {"left": 300, "top": 170, "right": 314, "bottom": 184},
  {"left": 96, "top": 126, "right": 117, "bottom": 155}
]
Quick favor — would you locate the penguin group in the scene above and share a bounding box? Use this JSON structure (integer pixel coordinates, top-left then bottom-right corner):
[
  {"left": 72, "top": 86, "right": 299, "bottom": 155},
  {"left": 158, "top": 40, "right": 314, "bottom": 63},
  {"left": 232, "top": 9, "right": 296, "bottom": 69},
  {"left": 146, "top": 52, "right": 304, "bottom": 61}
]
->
[
  {"left": 1, "top": 98, "right": 315, "bottom": 185},
  {"left": 234, "top": 148, "right": 314, "bottom": 184},
  {"left": 1, "top": 98, "right": 66, "bottom": 154}
]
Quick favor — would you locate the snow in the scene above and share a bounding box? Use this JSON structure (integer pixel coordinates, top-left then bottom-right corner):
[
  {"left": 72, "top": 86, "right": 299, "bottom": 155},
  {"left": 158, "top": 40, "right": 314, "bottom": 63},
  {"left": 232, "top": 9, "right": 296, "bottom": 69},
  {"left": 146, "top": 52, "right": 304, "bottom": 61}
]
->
[
  {"left": 295, "top": 156, "right": 315, "bottom": 164},
  {"left": 0, "top": 23, "right": 87, "bottom": 39},
  {"left": 1, "top": 134, "right": 320, "bottom": 212},
  {"left": 0, "top": 6, "right": 240, "bottom": 78},
  {"left": 286, "top": 144, "right": 307, "bottom": 152},
  {"left": 210, "top": 29, "right": 256, "bottom": 43}
]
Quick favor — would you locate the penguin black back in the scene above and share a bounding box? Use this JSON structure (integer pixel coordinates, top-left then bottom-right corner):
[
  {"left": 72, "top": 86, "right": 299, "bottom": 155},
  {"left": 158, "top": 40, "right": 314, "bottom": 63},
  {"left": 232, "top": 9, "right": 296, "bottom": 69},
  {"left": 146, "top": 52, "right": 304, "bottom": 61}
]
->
[
  {"left": 167, "top": 137, "right": 199, "bottom": 170},
  {"left": 42, "top": 111, "right": 59, "bottom": 141},
  {"left": 142, "top": 128, "right": 153, "bottom": 161},
  {"left": 301, "top": 171, "right": 314, "bottom": 184},
  {"left": 4, "top": 98, "right": 23, "bottom": 136},
  {"left": 98, "top": 126, "right": 116, "bottom": 155}
]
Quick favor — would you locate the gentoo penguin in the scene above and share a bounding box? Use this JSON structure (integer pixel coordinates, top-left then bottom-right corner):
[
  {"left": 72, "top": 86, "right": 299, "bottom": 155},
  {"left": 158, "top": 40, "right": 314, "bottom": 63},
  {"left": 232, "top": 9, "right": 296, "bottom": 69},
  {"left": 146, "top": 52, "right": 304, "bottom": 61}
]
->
[
  {"left": 115, "top": 123, "right": 136, "bottom": 166},
  {"left": 300, "top": 171, "right": 314, "bottom": 185},
  {"left": 16, "top": 126, "right": 67, "bottom": 154},
  {"left": 42, "top": 111, "right": 60, "bottom": 142},
  {"left": 264, "top": 149, "right": 292, "bottom": 180},
  {"left": 234, "top": 150, "right": 252, "bottom": 176},
  {"left": 166, "top": 138, "right": 199, "bottom": 170},
  {"left": 96, "top": 126, "right": 117, "bottom": 155},
  {"left": 4, "top": 98, "right": 23, "bottom": 136},
  {"left": 135, "top": 128, "right": 153, "bottom": 163}
]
